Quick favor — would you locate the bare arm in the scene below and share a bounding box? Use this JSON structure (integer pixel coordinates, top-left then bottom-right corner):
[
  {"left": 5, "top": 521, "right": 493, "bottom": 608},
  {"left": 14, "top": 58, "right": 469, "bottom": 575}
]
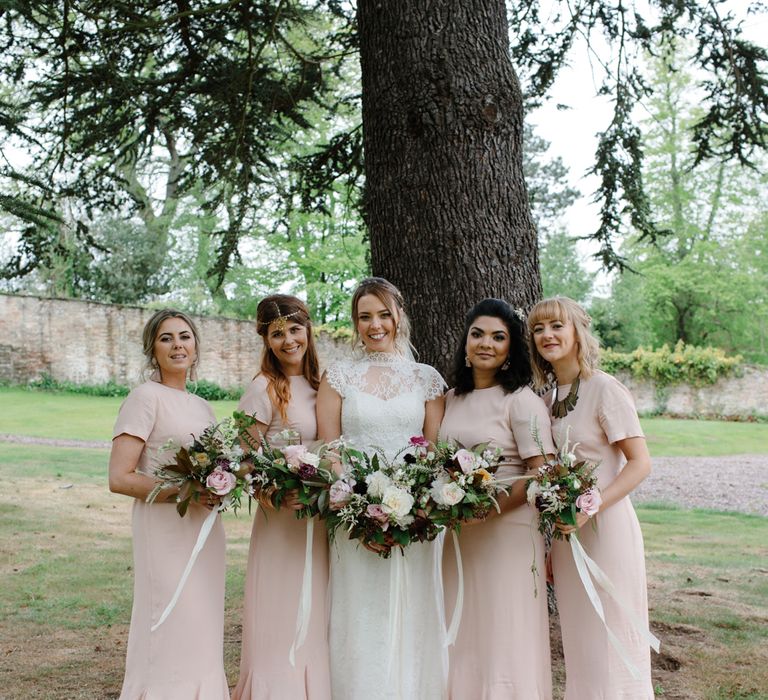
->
[
  {"left": 108, "top": 434, "right": 176, "bottom": 502},
  {"left": 560, "top": 436, "right": 651, "bottom": 533},
  {"left": 422, "top": 394, "right": 445, "bottom": 444},
  {"left": 316, "top": 373, "right": 342, "bottom": 442}
]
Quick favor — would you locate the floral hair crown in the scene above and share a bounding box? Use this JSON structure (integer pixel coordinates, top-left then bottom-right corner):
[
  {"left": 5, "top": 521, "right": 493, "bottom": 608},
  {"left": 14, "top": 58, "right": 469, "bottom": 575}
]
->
[
  {"left": 257, "top": 302, "right": 302, "bottom": 332},
  {"left": 514, "top": 307, "right": 526, "bottom": 322}
]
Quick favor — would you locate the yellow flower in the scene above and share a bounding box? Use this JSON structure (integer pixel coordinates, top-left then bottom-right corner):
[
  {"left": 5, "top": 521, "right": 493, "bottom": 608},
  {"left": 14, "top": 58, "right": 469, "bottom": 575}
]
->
[
  {"left": 475, "top": 468, "right": 493, "bottom": 483},
  {"left": 195, "top": 453, "right": 211, "bottom": 467}
]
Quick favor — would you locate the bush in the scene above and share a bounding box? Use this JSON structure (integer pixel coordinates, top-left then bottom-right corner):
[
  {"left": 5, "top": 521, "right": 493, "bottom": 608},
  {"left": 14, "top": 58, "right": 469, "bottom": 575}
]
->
[
  {"left": 187, "top": 379, "right": 242, "bottom": 401},
  {"left": 27, "top": 374, "right": 130, "bottom": 397},
  {"left": 601, "top": 341, "right": 742, "bottom": 386}
]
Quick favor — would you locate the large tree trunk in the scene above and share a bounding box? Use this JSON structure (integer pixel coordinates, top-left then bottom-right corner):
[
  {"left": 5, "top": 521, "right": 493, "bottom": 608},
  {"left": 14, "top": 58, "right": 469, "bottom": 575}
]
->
[{"left": 358, "top": 0, "right": 541, "bottom": 377}]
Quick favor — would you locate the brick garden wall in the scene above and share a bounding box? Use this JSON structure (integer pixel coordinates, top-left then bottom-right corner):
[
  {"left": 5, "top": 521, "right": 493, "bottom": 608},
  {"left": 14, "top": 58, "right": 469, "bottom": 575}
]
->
[{"left": 1, "top": 293, "right": 765, "bottom": 417}]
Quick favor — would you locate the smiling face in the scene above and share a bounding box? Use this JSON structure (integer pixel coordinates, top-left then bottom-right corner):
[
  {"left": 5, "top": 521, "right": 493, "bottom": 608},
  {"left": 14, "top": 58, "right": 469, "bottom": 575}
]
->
[
  {"left": 465, "top": 315, "right": 511, "bottom": 375},
  {"left": 531, "top": 316, "right": 579, "bottom": 369},
  {"left": 266, "top": 320, "right": 308, "bottom": 375},
  {"left": 355, "top": 293, "right": 398, "bottom": 354},
  {"left": 152, "top": 317, "right": 197, "bottom": 380}
]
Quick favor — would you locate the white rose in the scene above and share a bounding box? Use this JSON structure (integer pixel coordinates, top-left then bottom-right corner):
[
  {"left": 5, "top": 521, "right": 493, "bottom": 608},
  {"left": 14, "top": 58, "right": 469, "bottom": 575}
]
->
[
  {"left": 300, "top": 451, "right": 320, "bottom": 468},
  {"left": 381, "top": 485, "right": 415, "bottom": 521},
  {"left": 430, "top": 476, "right": 465, "bottom": 506},
  {"left": 366, "top": 471, "right": 393, "bottom": 499}
]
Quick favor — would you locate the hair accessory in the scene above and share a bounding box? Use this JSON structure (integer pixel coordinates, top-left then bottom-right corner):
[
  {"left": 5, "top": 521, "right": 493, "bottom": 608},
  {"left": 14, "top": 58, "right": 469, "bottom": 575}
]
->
[
  {"left": 513, "top": 307, "right": 526, "bottom": 322},
  {"left": 552, "top": 374, "right": 580, "bottom": 418},
  {"left": 257, "top": 302, "right": 301, "bottom": 332}
]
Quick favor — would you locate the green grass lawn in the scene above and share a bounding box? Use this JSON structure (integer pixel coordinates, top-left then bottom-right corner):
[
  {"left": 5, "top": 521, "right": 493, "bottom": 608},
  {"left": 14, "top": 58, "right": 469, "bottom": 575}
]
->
[
  {"left": 0, "top": 442, "right": 765, "bottom": 699},
  {"left": 2, "top": 387, "right": 767, "bottom": 457}
]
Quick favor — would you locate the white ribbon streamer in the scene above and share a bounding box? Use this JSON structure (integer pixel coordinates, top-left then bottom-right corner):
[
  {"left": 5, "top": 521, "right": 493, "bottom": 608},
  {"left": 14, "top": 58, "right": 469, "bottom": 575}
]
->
[
  {"left": 289, "top": 518, "right": 315, "bottom": 666},
  {"left": 387, "top": 551, "right": 407, "bottom": 700},
  {"left": 444, "top": 530, "right": 464, "bottom": 646},
  {"left": 570, "top": 536, "right": 660, "bottom": 679},
  {"left": 151, "top": 503, "right": 222, "bottom": 632}
]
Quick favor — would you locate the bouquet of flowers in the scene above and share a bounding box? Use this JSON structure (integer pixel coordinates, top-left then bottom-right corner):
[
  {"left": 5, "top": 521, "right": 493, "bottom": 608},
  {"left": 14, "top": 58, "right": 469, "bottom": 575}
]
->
[
  {"left": 526, "top": 421, "right": 601, "bottom": 540},
  {"left": 234, "top": 412, "right": 335, "bottom": 519},
  {"left": 147, "top": 416, "right": 255, "bottom": 516},
  {"left": 319, "top": 437, "right": 442, "bottom": 557},
  {"left": 421, "top": 439, "right": 508, "bottom": 531}
]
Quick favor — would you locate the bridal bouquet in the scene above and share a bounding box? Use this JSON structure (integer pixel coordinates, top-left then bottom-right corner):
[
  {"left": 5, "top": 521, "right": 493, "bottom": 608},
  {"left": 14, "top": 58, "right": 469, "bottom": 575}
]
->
[
  {"left": 234, "top": 413, "right": 335, "bottom": 519},
  {"left": 526, "top": 421, "right": 601, "bottom": 540},
  {"left": 319, "top": 438, "right": 442, "bottom": 557},
  {"left": 147, "top": 416, "right": 255, "bottom": 516},
  {"left": 421, "top": 439, "right": 508, "bottom": 531}
]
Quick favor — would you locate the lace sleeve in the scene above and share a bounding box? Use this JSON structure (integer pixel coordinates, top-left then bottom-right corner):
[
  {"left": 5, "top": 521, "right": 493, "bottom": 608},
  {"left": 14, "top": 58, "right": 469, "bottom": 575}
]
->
[
  {"left": 419, "top": 364, "right": 447, "bottom": 401},
  {"left": 325, "top": 361, "right": 348, "bottom": 398}
]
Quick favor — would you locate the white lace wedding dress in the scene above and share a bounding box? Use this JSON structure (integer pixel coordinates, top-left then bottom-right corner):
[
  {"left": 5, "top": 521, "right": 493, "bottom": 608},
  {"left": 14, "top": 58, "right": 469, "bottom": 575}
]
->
[{"left": 326, "top": 352, "right": 447, "bottom": 700}]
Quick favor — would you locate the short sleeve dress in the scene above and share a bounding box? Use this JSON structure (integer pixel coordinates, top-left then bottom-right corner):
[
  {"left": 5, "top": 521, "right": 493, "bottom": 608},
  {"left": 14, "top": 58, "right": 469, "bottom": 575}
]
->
[
  {"left": 548, "top": 370, "right": 653, "bottom": 699},
  {"left": 112, "top": 380, "right": 230, "bottom": 700},
  {"left": 232, "top": 374, "right": 331, "bottom": 700},
  {"left": 440, "top": 384, "right": 555, "bottom": 699}
]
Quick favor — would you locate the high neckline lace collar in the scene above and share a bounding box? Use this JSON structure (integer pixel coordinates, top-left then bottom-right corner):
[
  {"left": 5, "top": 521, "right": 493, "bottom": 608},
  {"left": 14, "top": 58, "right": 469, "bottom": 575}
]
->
[{"left": 358, "top": 350, "right": 414, "bottom": 365}]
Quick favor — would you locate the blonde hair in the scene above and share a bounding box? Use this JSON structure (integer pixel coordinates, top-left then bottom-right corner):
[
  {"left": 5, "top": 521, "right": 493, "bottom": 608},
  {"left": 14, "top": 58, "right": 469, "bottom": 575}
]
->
[
  {"left": 527, "top": 296, "right": 600, "bottom": 389},
  {"left": 350, "top": 277, "right": 413, "bottom": 356}
]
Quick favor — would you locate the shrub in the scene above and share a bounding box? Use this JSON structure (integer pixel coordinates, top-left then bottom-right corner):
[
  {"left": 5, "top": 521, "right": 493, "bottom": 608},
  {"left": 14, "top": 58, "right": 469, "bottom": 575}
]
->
[
  {"left": 601, "top": 341, "right": 742, "bottom": 386},
  {"left": 187, "top": 379, "right": 242, "bottom": 401},
  {"left": 27, "top": 374, "right": 130, "bottom": 397}
]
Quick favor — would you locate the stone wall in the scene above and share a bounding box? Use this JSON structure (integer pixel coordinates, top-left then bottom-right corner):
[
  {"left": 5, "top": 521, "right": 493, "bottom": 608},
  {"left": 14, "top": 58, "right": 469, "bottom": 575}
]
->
[
  {"left": 0, "top": 293, "right": 351, "bottom": 390},
  {"left": 1, "top": 294, "right": 765, "bottom": 417}
]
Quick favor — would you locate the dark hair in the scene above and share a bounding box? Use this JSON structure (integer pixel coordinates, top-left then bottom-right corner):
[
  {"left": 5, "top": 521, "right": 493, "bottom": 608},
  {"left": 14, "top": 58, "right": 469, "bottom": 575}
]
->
[
  {"left": 256, "top": 294, "right": 320, "bottom": 421},
  {"left": 451, "top": 298, "right": 532, "bottom": 395}
]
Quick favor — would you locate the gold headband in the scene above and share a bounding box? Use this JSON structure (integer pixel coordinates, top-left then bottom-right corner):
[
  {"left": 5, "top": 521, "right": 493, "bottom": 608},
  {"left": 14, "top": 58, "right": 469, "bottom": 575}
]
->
[{"left": 257, "top": 302, "right": 302, "bottom": 332}]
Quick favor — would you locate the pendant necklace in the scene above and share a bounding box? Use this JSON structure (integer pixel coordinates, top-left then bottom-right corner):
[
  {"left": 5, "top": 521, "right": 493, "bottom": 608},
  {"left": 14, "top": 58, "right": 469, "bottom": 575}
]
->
[{"left": 552, "top": 374, "right": 580, "bottom": 418}]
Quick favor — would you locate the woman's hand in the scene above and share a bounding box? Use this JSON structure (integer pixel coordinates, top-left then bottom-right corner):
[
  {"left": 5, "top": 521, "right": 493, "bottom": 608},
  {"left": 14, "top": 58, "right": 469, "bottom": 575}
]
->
[
  {"left": 283, "top": 488, "right": 305, "bottom": 512},
  {"left": 555, "top": 510, "right": 591, "bottom": 536}
]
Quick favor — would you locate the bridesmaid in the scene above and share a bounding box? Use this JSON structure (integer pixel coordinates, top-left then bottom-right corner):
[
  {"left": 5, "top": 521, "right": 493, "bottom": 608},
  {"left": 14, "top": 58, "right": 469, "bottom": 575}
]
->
[
  {"left": 109, "top": 309, "right": 230, "bottom": 699},
  {"left": 441, "top": 298, "right": 554, "bottom": 699},
  {"left": 232, "top": 294, "right": 331, "bottom": 700},
  {"left": 528, "top": 296, "right": 653, "bottom": 699}
]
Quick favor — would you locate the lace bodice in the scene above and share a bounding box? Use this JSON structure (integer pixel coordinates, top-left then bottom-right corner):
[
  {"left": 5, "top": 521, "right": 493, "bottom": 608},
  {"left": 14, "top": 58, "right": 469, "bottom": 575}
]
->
[{"left": 326, "top": 353, "right": 445, "bottom": 461}]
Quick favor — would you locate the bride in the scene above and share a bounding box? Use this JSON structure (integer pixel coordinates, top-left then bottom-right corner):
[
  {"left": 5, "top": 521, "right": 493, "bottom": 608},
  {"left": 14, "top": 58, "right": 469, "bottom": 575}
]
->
[{"left": 317, "top": 277, "right": 447, "bottom": 699}]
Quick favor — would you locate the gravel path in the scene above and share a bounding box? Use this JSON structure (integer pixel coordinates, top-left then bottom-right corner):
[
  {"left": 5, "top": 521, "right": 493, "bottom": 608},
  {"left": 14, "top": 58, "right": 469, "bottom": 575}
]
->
[
  {"left": 2, "top": 433, "right": 766, "bottom": 516},
  {"left": 632, "top": 454, "right": 768, "bottom": 517}
]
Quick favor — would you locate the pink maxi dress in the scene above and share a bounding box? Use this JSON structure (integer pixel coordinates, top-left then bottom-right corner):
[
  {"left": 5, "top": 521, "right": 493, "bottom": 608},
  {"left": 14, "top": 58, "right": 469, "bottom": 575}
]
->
[
  {"left": 113, "top": 380, "right": 230, "bottom": 700},
  {"left": 440, "top": 384, "right": 555, "bottom": 699},
  {"left": 232, "top": 374, "right": 331, "bottom": 700},
  {"left": 549, "top": 369, "right": 654, "bottom": 699}
]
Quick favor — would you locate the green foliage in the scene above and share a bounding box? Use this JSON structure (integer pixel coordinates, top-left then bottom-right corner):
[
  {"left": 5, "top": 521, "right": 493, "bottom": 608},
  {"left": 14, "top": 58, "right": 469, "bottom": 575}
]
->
[
  {"left": 27, "top": 374, "right": 129, "bottom": 397},
  {"left": 594, "top": 36, "right": 768, "bottom": 364},
  {"left": 187, "top": 380, "right": 242, "bottom": 402},
  {"left": 601, "top": 341, "right": 741, "bottom": 386}
]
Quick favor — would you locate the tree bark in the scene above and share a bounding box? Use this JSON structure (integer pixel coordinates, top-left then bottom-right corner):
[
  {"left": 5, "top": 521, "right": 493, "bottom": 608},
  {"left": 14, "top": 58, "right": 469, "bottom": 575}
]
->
[{"left": 358, "top": 0, "right": 541, "bottom": 377}]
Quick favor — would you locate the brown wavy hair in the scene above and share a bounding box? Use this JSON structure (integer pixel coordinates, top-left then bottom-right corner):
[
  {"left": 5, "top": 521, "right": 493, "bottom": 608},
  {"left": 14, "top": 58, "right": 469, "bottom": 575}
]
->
[
  {"left": 527, "top": 296, "right": 600, "bottom": 389},
  {"left": 256, "top": 294, "right": 320, "bottom": 421}
]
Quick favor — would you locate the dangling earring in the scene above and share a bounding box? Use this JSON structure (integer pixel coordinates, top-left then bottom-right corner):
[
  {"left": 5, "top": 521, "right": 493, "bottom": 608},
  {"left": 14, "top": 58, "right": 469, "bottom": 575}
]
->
[
  {"left": 501, "top": 360, "right": 510, "bottom": 371},
  {"left": 465, "top": 355, "right": 471, "bottom": 367}
]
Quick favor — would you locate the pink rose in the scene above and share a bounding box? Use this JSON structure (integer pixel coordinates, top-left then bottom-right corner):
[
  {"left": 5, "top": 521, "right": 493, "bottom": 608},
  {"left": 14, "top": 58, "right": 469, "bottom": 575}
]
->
[
  {"left": 329, "top": 480, "right": 355, "bottom": 510},
  {"left": 206, "top": 468, "right": 237, "bottom": 496},
  {"left": 409, "top": 436, "right": 430, "bottom": 448},
  {"left": 454, "top": 449, "right": 476, "bottom": 474},
  {"left": 366, "top": 503, "right": 390, "bottom": 526},
  {"left": 283, "top": 444, "right": 310, "bottom": 469},
  {"left": 575, "top": 488, "right": 602, "bottom": 517}
]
